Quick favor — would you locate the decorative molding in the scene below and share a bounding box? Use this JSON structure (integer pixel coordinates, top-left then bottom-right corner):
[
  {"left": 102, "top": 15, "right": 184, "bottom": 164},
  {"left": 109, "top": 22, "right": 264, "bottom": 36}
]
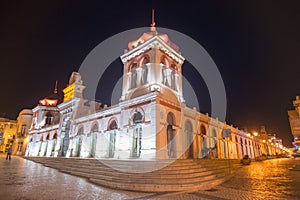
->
[{"left": 121, "top": 36, "right": 185, "bottom": 64}]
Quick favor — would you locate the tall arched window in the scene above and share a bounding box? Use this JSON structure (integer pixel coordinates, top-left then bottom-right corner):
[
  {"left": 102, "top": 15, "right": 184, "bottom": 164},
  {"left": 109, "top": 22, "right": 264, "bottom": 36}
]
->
[
  {"left": 45, "top": 112, "right": 53, "bottom": 125},
  {"left": 51, "top": 132, "right": 58, "bottom": 156},
  {"left": 90, "top": 123, "right": 99, "bottom": 158},
  {"left": 108, "top": 120, "right": 118, "bottom": 158},
  {"left": 211, "top": 128, "right": 218, "bottom": 158},
  {"left": 200, "top": 125, "right": 209, "bottom": 158},
  {"left": 185, "top": 120, "right": 194, "bottom": 159},
  {"left": 161, "top": 56, "right": 171, "bottom": 87},
  {"left": 132, "top": 111, "right": 143, "bottom": 158},
  {"left": 167, "top": 112, "right": 176, "bottom": 158},
  {"left": 140, "top": 56, "right": 150, "bottom": 86},
  {"left": 170, "top": 63, "right": 177, "bottom": 90},
  {"left": 75, "top": 127, "right": 84, "bottom": 157},
  {"left": 129, "top": 62, "right": 138, "bottom": 89}
]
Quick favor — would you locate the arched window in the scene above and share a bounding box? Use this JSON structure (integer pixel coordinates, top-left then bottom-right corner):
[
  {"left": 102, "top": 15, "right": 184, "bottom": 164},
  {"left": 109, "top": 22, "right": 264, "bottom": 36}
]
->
[
  {"left": 160, "top": 56, "right": 170, "bottom": 67},
  {"left": 211, "top": 128, "right": 217, "bottom": 147},
  {"left": 185, "top": 120, "right": 194, "bottom": 158},
  {"left": 108, "top": 119, "right": 117, "bottom": 158},
  {"left": 167, "top": 112, "right": 176, "bottom": 125},
  {"left": 200, "top": 125, "right": 206, "bottom": 135},
  {"left": 132, "top": 111, "right": 143, "bottom": 158},
  {"left": 211, "top": 128, "right": 218, "bottom": 158},
  {"left": 45, "top": 112, "right": 53, "bottom": 125},
  {"left": 108, "top": 120, "right": 118, "bottom": 130},
  {"left": 77, "top": 127, "right": 84, "bottom": 135},
  {"left": 90, "top": 123, "right": 98, "bottom": 158},
  {"left": 53, "top": 133, "right": 58, "bottom": 140},
  {"left": 166, "top": 112, "right": 176, "bottom": 158},
  {"left": 91, "top": 123, "right": 99, "bottom": 133},
  {"left": 51, "top": 133, "right": 58, "bottom": 154},
  {"left": 74, "top": 127, "right": 84, "bottom": 157},
  {"left": 129, "top": 62, "right": 138, "bottom": 89},
  {"left": 133, "top": 111, "right": 143, "bottom": 124},
  {"left": 46, "top": 133, "right": 50, "bottom": 140},
  {"left": 139, "top": 55, "right": 150, "bottom": 66},
  {"left": 141, "top": 65, "right": 148, "bottom": 85}
]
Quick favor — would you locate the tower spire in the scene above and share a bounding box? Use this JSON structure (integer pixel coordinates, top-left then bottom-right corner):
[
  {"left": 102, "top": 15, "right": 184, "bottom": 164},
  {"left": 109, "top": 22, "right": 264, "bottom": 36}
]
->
[
  {"left": 54, "top": 80, "right": 58, "bottom": 94},
  {"left": 150, "top": 9, "right": 156, "bottom": 32}
]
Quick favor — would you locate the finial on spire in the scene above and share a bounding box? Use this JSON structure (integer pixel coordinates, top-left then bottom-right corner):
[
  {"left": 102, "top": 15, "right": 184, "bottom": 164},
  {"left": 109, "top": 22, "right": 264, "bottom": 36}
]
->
[
  {"left": 150, "top": 8, "right": 156, "bottom": 32},
  {"left": 54, "top": 80, "right": 58, "bottom": 94}
]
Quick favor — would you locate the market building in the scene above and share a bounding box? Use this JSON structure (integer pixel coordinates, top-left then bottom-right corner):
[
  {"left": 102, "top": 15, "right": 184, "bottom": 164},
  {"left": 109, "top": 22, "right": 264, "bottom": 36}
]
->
[{"left": 25, "top": 23, "right": 287, "bottom": 160}]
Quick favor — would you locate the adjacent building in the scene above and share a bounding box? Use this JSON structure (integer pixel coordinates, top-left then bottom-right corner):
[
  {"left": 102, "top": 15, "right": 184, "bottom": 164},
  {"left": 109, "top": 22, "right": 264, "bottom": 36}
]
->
[
  {"left": 25, "top": 25, "right": 288, "bottom": 160},
  {"left": 0, "top": 117, "right": 17, "bottom": 153},
  {"left": 12, "top": 109, "right": 33, "bottom": 155},
  {"left": 288, "top": 96, "right": 300, "bottom": 154}
]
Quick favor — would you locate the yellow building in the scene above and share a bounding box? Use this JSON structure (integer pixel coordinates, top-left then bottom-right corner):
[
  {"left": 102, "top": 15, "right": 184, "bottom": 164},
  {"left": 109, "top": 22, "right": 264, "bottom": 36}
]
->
[
  {"left": 0, "top": 117, "right": 17, "bottom": 153},
  {"left": 12, "top": 109, "right": 33, "bottom": 155}
]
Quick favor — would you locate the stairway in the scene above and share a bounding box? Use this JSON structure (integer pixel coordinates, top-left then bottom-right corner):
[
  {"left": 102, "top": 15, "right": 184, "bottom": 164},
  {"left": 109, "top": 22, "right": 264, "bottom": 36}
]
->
[{"left": 23, "top": 157, "right": 241, "bottom": 192}]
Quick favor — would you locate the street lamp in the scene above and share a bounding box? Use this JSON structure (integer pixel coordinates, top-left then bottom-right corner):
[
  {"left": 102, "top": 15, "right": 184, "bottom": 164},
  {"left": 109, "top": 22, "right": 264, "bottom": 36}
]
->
[{"left": 253, "top": 132, "right": 258, "bottom": 137}]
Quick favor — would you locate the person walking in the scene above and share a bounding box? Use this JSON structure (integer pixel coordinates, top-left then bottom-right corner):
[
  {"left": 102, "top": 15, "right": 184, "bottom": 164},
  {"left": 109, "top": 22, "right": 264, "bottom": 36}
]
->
[{"left": 6, "top": 146, "right": 12, "bottom": 160}]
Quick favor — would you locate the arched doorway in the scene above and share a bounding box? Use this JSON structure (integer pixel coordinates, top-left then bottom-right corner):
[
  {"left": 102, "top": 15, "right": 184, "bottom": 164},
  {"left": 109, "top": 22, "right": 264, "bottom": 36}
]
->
[
  {"left": 75, "top": 127, "right": 84, "bottom": 157},
  {"left": 211, "top": 129, "right": 218, "bottom": 158},
  {"left": 200, "top": 125, "right": 208, "bottom": 158},
  {"left": 44, "top": 133, "right": 50, "bottom": 156},
  {"left": 185, "top": 120, "right": 194, "bottom": 159},
  {"left": 61, "top": 120, "right": 71, "bottom": 157},
  {"left": 90, "top": 123, "right": 98, "bottom": 158},
  {"left": 108, "top": 120, "right": 117, "bottom": 158},
  {"left": 131, "top": 111, "right": 143, "bottom": 158},
  {"left": 167, "top": 112, "right": 176, "bottom": 158},
  {"left": 51, "top": 133, "right": 57, "bottom": 156}
]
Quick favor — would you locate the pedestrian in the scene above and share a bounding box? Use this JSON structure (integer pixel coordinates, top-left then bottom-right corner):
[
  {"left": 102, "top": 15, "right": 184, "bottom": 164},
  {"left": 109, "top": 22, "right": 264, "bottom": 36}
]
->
[{"left": 6, "top": 146, "right": 12, "bottom": 161}]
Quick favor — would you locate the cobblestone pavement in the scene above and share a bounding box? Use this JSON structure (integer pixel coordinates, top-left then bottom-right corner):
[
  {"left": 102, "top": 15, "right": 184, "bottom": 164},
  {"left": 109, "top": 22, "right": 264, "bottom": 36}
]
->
[{"left": 0, "top": 155, "right": 300, "bottom": 200}]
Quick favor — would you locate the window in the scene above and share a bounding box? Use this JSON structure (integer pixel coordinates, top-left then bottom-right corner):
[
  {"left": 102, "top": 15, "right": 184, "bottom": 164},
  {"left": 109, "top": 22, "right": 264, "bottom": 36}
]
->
[
  {"left": 21, "top": 124, "right": 26, "bottom": 137},
  {"left": 45, "top": 112, "right": 53, "bottom": 125}
]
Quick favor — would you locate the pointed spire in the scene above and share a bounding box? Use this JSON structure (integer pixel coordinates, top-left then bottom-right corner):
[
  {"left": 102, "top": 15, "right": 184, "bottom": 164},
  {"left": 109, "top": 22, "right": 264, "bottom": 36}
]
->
[
  {"left": 150, "top": 9, "right": 156, "bottom": 32},
  {"left": 54, "top": 80, "right": 58, "bottom": 94}
]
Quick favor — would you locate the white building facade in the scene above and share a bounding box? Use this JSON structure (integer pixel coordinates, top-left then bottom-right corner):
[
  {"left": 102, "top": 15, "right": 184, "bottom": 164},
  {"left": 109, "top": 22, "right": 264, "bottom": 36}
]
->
[{"left": 26, "top": 27, "right": 283, "bottom": 160}]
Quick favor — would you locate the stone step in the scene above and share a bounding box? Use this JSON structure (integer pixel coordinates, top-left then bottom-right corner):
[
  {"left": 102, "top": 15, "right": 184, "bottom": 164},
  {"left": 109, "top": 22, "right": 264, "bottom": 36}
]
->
[
  {"left": 43, "top": 161, "right": 231, "bottom": 175},
  {"left": 23, "top": 156, "right": 238, "bottom": 192},
  {"left": 57, "top": 165, "right": 226, "bottom": 179},
  {"left": 65, "top": 170, "right": 220, "bottom": 185},
  {"left": 88, "top": 175, "right": 232, "bottom": 192}
]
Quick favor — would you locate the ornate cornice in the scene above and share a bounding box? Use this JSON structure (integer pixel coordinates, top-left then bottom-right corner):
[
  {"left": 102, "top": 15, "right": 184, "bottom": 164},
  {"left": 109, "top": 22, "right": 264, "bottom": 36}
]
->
[{"left": 121, "top": 36, "right": 185, "bottom": 64}]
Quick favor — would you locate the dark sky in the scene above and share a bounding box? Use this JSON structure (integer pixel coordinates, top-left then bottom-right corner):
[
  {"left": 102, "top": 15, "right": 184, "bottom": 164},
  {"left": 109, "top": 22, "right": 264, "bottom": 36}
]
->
[{"left": 0, "top": 1, "right": 299, "bottom": 147}]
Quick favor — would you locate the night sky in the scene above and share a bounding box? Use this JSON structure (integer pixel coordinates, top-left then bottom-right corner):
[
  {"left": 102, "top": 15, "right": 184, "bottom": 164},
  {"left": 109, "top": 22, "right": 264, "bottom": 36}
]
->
[{"left": 1, "top": 1, "right": 299, "bottom": 147}]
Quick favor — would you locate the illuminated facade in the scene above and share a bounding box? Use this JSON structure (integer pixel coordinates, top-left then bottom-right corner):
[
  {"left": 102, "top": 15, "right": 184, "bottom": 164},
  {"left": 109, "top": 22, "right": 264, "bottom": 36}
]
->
[
  {"left": 288, "top": 96, "right": 300, "bottom": 153},
  {"left": 0, "top": 117, "right": 17, "bottom": 153},
  {"left": 25, "top": 25, "right": 287, "bottom": 160},
  {"left": 12, "top": 109, "right": 33, "bottom": 155}
]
